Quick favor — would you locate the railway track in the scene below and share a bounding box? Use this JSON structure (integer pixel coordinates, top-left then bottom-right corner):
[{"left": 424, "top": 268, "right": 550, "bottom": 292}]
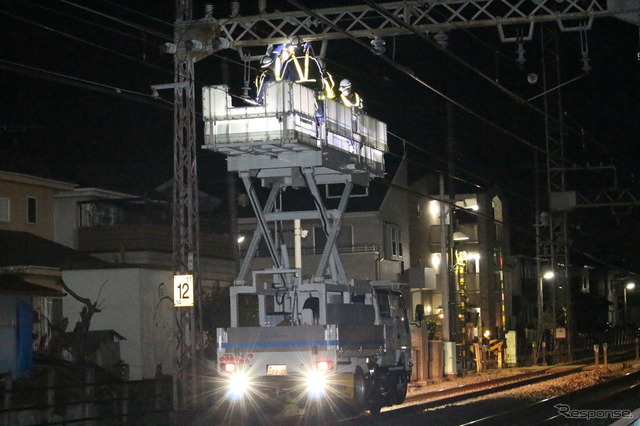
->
[
  {"left": 401, "top": 366, "right": 583, "bottom": 406},
  {"left": 461, "top": 369, "right": 640, "bottom": 425},
  {"left": 213, "top": 350, "right": 639, "bottom": 425},
  {"left": 334, "top": 356, "right": 640, "bottom": 425}
]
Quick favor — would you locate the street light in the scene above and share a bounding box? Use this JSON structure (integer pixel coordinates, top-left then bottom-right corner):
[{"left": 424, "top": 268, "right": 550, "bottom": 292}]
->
[
  {"left": 536, "top": 270, "right": 555, "bottom": 365},
  {"left": 624, "top": 282, "right": 635, "bottom": 326}
]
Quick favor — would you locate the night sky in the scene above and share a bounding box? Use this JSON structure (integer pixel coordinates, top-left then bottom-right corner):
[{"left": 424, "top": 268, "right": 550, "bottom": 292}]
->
[{"left": 2, "top": 1, "right": 640, "bottom": 270}]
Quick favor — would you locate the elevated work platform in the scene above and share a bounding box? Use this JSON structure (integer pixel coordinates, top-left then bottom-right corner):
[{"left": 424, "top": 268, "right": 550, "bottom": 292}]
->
[
  {"left": 202, "top": 81, "right": 388, "bottom": 186},
  {"left": 202, "top": 81, "right": 390, "bottom": 286}
]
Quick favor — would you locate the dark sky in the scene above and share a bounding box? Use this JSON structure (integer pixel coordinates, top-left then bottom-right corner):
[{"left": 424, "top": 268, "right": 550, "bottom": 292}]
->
[{"left": 1, "top": 1, "right": 640, "bottom": 270}]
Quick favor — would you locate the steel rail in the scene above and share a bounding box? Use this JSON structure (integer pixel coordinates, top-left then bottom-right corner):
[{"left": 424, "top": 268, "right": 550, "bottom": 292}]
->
[{"left": 461, "top": 369, "right": 640, "bottom": 425}]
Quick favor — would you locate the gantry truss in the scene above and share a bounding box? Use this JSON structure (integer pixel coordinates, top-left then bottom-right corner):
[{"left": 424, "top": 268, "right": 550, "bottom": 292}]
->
[{"left": 212, "top": 0, "right": 633, "bottom": 48}]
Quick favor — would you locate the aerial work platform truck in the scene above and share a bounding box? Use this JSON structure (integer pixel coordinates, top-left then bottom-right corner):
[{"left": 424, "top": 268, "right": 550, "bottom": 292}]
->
[{"left": 202, "top": 80, "right": 416, "bottom": 413}]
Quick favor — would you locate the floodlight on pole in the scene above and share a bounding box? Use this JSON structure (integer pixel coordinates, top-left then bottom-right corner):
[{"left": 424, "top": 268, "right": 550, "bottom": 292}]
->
[
  {"left": 624, "top": 282, "right": 635, "bottom": 325},
  {"left": 536, "top": 270, "right": 555, "bottom": 365}
]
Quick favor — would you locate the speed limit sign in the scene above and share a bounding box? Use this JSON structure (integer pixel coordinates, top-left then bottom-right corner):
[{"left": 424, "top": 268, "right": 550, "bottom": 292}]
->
[{"left": 173, "top": 274, "right": 194, "bottom": 307}]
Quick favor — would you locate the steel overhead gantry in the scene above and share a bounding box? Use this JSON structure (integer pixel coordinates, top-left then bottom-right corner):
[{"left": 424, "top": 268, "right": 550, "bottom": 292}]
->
[{"left": 212, "top": 0, "right": 634, "bottom": 47}]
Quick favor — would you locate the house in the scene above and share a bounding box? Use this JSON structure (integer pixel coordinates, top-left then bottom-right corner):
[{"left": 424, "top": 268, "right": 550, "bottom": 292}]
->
[
  {"left": 0, "top": 171, "right": 97, "bottom": 378},
  {"left": 55, "top": 185, "right": 236, "bottom": 379},
  {"left": 1, "top": 170, "right": 237, "bottom": 380},
  {"left": 0, "top": 171, "right": 76, "bottom": 240},
  {"left": 407, "top": 175, "right": 513, "bottom": 347},
  {"left": 0, "top": 230, "right": 108, "bottom": 377}
]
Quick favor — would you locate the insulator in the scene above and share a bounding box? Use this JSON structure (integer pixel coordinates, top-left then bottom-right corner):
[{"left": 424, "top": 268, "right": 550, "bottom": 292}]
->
[
  {"left": 539, "top": 212, "right": 549, "bottom": 227},
  {"left": 204, "top": 4, "right": 214, "bottom": 18},
  {"left": 230, "top": 1, "right": 240, "bottom": 17},
  {"left": 434, "top": 31, "right": 449, "bottom": 49},
  {"left": 371, "top": 37, "right": 386, "bottom": 54},
  {"left": 258, "top": 0, "right": 267, "bottom": 13},
  {"left": 579, "top": 30, "right": 591, "bottom": 73},
  {"left": 516, "top": 42, "right": 526, "bottom": 68},
  {"left": 241, "top": 84, "right": 251, "bottom": 98}
]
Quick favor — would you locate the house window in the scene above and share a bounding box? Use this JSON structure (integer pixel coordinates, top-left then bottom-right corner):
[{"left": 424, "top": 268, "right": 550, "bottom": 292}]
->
[
  {"left": 385, "top": 223, "right": 403, "bottom": 259},
  {"left": 581, "top": 276, "right": 589, "bottom": 293},
  {"left": 27, "top": 197, "right": 37, "bottom": 224},
  {"left": 0, "top": 197, "right": 9, "bottom": 222}
]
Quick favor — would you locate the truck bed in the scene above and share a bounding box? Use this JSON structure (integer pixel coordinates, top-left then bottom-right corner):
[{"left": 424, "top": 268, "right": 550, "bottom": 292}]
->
[{"left": 217, "top": 323, "right": 385, "bottom": 357}]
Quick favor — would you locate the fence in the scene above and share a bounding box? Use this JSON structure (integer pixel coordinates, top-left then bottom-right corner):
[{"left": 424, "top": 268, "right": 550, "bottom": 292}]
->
[
  {"left": 572, "top": 328, "right": 638, "bottom": 359},
  {"left": 1, "top": 366, "right": 173, "bottom": 425}
]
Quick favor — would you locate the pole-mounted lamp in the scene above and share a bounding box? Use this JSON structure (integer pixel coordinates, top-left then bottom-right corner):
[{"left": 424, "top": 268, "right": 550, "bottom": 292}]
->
[
  {"left": 536, "top": 270, "right": 555, "bottom": 364},
  {"left": 624, "top": 282, "right": 635, "bottom": 325}
]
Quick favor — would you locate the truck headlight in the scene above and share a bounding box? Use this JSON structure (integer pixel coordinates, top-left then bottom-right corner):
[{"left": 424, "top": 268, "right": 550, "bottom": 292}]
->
[
  {"left": 305, "top": 370, "right": 327, "bottom": 399},
  {"left": 227, "top": 371, "right": 250, "bottom": 400}
]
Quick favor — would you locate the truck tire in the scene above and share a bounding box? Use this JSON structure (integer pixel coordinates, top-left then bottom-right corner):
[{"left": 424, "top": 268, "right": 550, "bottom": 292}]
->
[
  {"left": 351, "top": 367, "right": 367, "bottom": 413},
  {"left": 390, "top": 356, "right": 409, "bottom": 405},
  {"left": 390, "top": 370, "right": 408, "bottom": 405},
  {"left": 366, "top": 365, "right": 384, "bottom": 414}
]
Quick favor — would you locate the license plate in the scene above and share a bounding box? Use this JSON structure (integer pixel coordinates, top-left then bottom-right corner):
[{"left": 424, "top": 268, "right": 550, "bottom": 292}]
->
[{"left": 267, "top": 364, "right": 287, "bottom": 376}]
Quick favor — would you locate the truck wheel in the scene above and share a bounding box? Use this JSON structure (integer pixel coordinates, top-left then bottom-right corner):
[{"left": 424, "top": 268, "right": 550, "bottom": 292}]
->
[
  {"left": 390, "top": 371, "right": 408, "bottom": 405},
  {"left": 351, "top": 367, "right": 367, "bottom": 413},
  {"left": 366, "top": 366, "right": 384, "bottom": 414}
]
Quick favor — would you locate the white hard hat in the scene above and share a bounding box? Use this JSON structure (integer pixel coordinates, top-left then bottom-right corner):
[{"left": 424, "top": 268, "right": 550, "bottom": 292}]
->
[
  {"left": 288, "top": 36, "right": 304, "bottom": 47},
  {"left": 260, "top": 55, "right": 273, "bottom": 68},
  {"left": 339, "top": 79, "right": 352, "bottom": 91}
]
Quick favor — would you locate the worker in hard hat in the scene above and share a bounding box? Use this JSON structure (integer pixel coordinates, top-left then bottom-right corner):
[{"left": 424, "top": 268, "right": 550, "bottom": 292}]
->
[
  {"left": 279, "top": 37, "right": 324, "bottom": 93},
  {"left": 254, "top": 53, "right": 278, "bottom": 105},
  {"left": 338, "top": 78, "right": 364, "bottom": 153},
  {"left": 339, "top": 78, "right": 363, "bottom": 113},
  {"left": 252, "top": 43, "right": 289, "bottom": 105}
]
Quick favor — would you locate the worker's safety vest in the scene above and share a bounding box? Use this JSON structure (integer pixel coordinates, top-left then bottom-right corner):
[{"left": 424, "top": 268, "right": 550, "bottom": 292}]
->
[
  {"left": 340, "top": 92, "right": 363, "bottom": 110},
  {"left": 319, "top": 72, "right": 336, "bottom": 100},
  {"left": 278, "top": 52, "right": 323, "bottom": 92}
]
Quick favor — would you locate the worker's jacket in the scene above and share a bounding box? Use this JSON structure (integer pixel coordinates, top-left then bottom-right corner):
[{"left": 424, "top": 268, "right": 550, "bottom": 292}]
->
[{"left": 340, "top": 92, "right": 363, "bottom": 111}]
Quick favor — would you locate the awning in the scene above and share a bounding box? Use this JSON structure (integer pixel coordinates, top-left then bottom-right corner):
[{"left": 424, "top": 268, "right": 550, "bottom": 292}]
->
[{"left": 0, "top": 274, "right": 65, "bottom": 297}]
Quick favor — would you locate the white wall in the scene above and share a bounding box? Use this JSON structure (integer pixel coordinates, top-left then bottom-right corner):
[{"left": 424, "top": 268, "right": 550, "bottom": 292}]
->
[{"left": 62, "top": 267, "right": 175, "bottom": 380}]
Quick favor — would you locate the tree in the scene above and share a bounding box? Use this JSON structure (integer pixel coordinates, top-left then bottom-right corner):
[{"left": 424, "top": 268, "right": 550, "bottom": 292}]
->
[{"left": 59, "top": 280, "right": 107, "bottom": 361}]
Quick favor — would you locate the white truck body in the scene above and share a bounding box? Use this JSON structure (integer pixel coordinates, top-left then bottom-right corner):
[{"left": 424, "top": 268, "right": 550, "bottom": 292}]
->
[{"left": 216, "top": 279, "right": 411, "bottom": 412}]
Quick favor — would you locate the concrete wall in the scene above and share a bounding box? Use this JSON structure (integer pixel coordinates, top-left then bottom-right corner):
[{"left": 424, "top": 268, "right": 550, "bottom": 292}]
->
[{"left": 63, "top": 267, "right": 175, "bottom": 380}]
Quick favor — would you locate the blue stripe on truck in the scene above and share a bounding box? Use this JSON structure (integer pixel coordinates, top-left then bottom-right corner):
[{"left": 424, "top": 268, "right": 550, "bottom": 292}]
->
[{"left": 220, "top": 339, "right": 384, "bottom": 349}]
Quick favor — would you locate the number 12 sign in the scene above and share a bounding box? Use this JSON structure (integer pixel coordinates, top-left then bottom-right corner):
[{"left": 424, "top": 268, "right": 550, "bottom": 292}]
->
[{"left": 174, "top": 274, "right": 194, "bottom": 307}]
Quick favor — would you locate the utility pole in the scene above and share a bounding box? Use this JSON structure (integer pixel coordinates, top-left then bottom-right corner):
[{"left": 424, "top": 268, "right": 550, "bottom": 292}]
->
[
  {"left": 540, "top": 26, "right": 571, "bottom": 362},
  {"left": 440, "top": 175, "right": 450, "bottom": 342},
  {"left": 446, "top": 102, "right": 457, "bottom": 346},
  {"left": 173, "top": 0, "right": 200, "bottom": 416},
  {"left": 442, "top": 102, "right": 458, "bottom": 376}
]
